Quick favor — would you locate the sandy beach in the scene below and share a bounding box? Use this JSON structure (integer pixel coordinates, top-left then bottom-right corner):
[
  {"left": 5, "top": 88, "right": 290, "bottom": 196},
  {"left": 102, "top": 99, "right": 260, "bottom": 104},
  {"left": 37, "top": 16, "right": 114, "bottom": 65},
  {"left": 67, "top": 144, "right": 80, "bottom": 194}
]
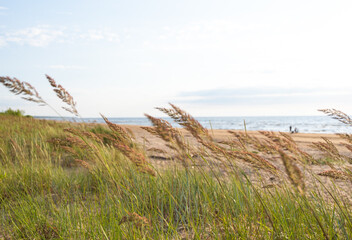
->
[{"left": 122, "top": 124, "right": 350, "bottom": 155}]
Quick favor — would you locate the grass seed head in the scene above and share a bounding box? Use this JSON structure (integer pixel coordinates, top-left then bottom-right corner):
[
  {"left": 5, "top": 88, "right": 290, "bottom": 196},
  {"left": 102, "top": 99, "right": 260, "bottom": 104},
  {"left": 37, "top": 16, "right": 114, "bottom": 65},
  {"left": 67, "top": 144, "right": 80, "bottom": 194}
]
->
[
  {"left": 318, "top": 169, "right": 350, "bottom": 180},
  {"left": 46, "top": 75, "right": 79, "bottom": 117},
  {"left": 279, "top": 150, "right": 305, "bottom": 194},
  {"left": 0, "top": 76, "right": 47, "bottom": 105}
]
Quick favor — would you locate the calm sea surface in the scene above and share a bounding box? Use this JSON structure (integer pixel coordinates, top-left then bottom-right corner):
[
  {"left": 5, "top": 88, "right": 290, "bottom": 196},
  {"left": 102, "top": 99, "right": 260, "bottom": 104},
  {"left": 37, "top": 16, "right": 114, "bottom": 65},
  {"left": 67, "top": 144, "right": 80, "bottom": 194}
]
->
[{"left": 35, "top": 116, "right": 352, "bottom": 134}]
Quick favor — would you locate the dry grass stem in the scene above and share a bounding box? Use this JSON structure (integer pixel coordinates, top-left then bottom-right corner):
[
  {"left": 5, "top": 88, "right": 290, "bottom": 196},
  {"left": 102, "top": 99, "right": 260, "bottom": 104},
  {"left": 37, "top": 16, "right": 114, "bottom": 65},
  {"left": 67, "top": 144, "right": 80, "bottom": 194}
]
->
[
  {"left": 279, "top": 150, "right": 305, "bottom": 194},
  {"left": 259, "top": 131, "right": 315, "bottom": 164},
  {"left": 0, "top": 76, "right": 46, "bottom": 105},
  {"left": 337, "top": 133, "right": 352, "bottom": 144},
  {"left": 143, "top": 114, "right": 183, "bottom": 146},
  {"left": 143, "top": 114, "right": 192, "bottom": 166},
  {"left": 319, "top": 109, "right": 352, "bottom": 127},
  {"left": 318, "top": 169, "right": 350, "bottom": 180},
  {"left": 100, "top": 114, "right": 134, "bottom": 146},
  {"left": 46, "top": 75, "right": 80, "bottom": 117},
  {"left": 156, "top": 103, "right": 212, "bottom": 141},
  {"left": 99, "top": 115, "right": 155, "bottom": 176},
  {"left": 113, "top": 142, "right": 156, "bottom": 176},
  {"left": 312, "top": 137, "right": 347, "bottom": 163}
]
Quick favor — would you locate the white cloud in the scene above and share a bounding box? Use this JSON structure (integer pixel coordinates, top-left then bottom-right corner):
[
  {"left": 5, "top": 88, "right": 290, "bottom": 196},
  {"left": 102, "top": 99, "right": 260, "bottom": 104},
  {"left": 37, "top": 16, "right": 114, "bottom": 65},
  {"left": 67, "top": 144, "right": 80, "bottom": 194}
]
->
[
  {"left": 0, "top": 25, "right": 121, "bottom": 47},
  {"left": 4, "top": 25, "right": 65, "bottom": 47},
  {"left": 0, "top": 6, "right": 8, "bottom": 10},
  {"left": 48, "top": 65, "right": 86, "bottom": 70}
]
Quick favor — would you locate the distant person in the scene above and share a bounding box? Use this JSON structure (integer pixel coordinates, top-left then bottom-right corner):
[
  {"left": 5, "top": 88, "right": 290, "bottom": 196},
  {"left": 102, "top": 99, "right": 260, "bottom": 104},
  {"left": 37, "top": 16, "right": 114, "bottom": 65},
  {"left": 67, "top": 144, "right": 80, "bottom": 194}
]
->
[
  {"left": 294, "top": 127, "right": 299, "bottom": 133},
  {"left": 289, "top": 126, "right": 292, "bottom": 133}
]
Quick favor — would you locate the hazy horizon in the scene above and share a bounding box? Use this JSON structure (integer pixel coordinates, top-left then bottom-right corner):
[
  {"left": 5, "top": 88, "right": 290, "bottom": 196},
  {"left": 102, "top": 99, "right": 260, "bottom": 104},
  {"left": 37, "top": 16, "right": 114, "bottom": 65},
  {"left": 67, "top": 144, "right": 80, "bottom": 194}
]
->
[
  {"left": 1, "top": 1, "right": 352, "bottom": 117},
  {"left": 32, "top": 115, "right": 352, "bottom": 134}
]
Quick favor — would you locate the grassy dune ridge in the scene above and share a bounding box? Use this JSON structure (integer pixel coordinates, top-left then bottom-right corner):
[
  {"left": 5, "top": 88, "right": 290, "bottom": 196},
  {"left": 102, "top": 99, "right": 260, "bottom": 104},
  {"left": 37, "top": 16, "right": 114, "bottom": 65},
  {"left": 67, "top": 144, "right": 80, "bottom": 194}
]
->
[
  {"left": 0, "top": 76, "right": 351, "bottom": 239},
  {"left": 0, "top": 112, "right": 351, "bottom": 239}
]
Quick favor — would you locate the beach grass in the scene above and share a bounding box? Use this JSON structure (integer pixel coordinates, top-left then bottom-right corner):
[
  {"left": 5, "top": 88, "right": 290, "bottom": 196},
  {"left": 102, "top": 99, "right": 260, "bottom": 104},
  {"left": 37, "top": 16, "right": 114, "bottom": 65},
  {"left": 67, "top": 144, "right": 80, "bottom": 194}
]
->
[
  {"left": 0, "top": 75, "right": 352, "bottom": 239},
  {"left": 0, "top": 112, "right": 351, "bottom": 239}
]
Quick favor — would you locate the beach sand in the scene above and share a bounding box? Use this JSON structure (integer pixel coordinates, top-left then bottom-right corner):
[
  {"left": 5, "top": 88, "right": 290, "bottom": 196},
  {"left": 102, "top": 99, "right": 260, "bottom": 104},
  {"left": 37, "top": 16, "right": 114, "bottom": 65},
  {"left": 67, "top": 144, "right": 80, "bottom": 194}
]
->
[{"left": 122, "top": 124, "right": 349, "bottom": 155}]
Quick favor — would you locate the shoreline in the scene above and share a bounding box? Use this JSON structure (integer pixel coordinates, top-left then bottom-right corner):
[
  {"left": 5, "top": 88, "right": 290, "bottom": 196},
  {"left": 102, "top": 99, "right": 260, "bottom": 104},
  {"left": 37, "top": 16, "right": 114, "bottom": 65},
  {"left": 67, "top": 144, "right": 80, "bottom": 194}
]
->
[
  {"left": 114, "top": 124, "right": 350, "bottom": 156},
  {"left": 34, "top": 116, "right": 352, "bottom": 135}
]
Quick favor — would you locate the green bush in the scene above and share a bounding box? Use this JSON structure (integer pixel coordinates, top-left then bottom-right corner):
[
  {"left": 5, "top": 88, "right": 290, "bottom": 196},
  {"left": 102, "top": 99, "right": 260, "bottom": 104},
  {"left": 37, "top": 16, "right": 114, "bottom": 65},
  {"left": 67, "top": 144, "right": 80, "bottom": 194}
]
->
[{"left": 0, "top": 108, "right": 25, "bottom": 117}]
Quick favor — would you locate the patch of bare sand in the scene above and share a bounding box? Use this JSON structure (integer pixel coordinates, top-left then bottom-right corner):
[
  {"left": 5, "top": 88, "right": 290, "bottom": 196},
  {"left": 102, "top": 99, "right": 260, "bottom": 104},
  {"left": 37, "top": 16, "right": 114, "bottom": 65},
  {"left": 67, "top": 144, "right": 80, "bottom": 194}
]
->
[{"left": 121, "top": 125, "right": 352, "bottom": 203}]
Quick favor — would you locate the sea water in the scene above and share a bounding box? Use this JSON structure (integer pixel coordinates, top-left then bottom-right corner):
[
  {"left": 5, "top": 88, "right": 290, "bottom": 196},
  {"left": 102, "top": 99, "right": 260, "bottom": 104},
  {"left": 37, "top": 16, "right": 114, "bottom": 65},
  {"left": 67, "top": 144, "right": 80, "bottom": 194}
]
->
[{"left": 35, "top": 116, "right": 352, "bottom": 134}]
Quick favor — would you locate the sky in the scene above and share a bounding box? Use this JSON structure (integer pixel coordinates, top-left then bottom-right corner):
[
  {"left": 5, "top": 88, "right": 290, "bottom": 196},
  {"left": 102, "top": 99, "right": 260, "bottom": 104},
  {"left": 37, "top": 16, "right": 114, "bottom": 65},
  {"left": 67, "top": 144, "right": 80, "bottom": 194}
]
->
[{"left": 1, "top": 0, "right": 352, "bottom": 117}]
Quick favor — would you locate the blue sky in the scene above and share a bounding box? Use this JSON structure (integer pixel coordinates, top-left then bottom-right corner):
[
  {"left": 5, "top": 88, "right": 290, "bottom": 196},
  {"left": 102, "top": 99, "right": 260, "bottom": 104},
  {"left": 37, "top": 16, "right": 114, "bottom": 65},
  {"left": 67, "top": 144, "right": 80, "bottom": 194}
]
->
[{"left": 1, "top": 0, "right": 352, "bottom": 117}]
